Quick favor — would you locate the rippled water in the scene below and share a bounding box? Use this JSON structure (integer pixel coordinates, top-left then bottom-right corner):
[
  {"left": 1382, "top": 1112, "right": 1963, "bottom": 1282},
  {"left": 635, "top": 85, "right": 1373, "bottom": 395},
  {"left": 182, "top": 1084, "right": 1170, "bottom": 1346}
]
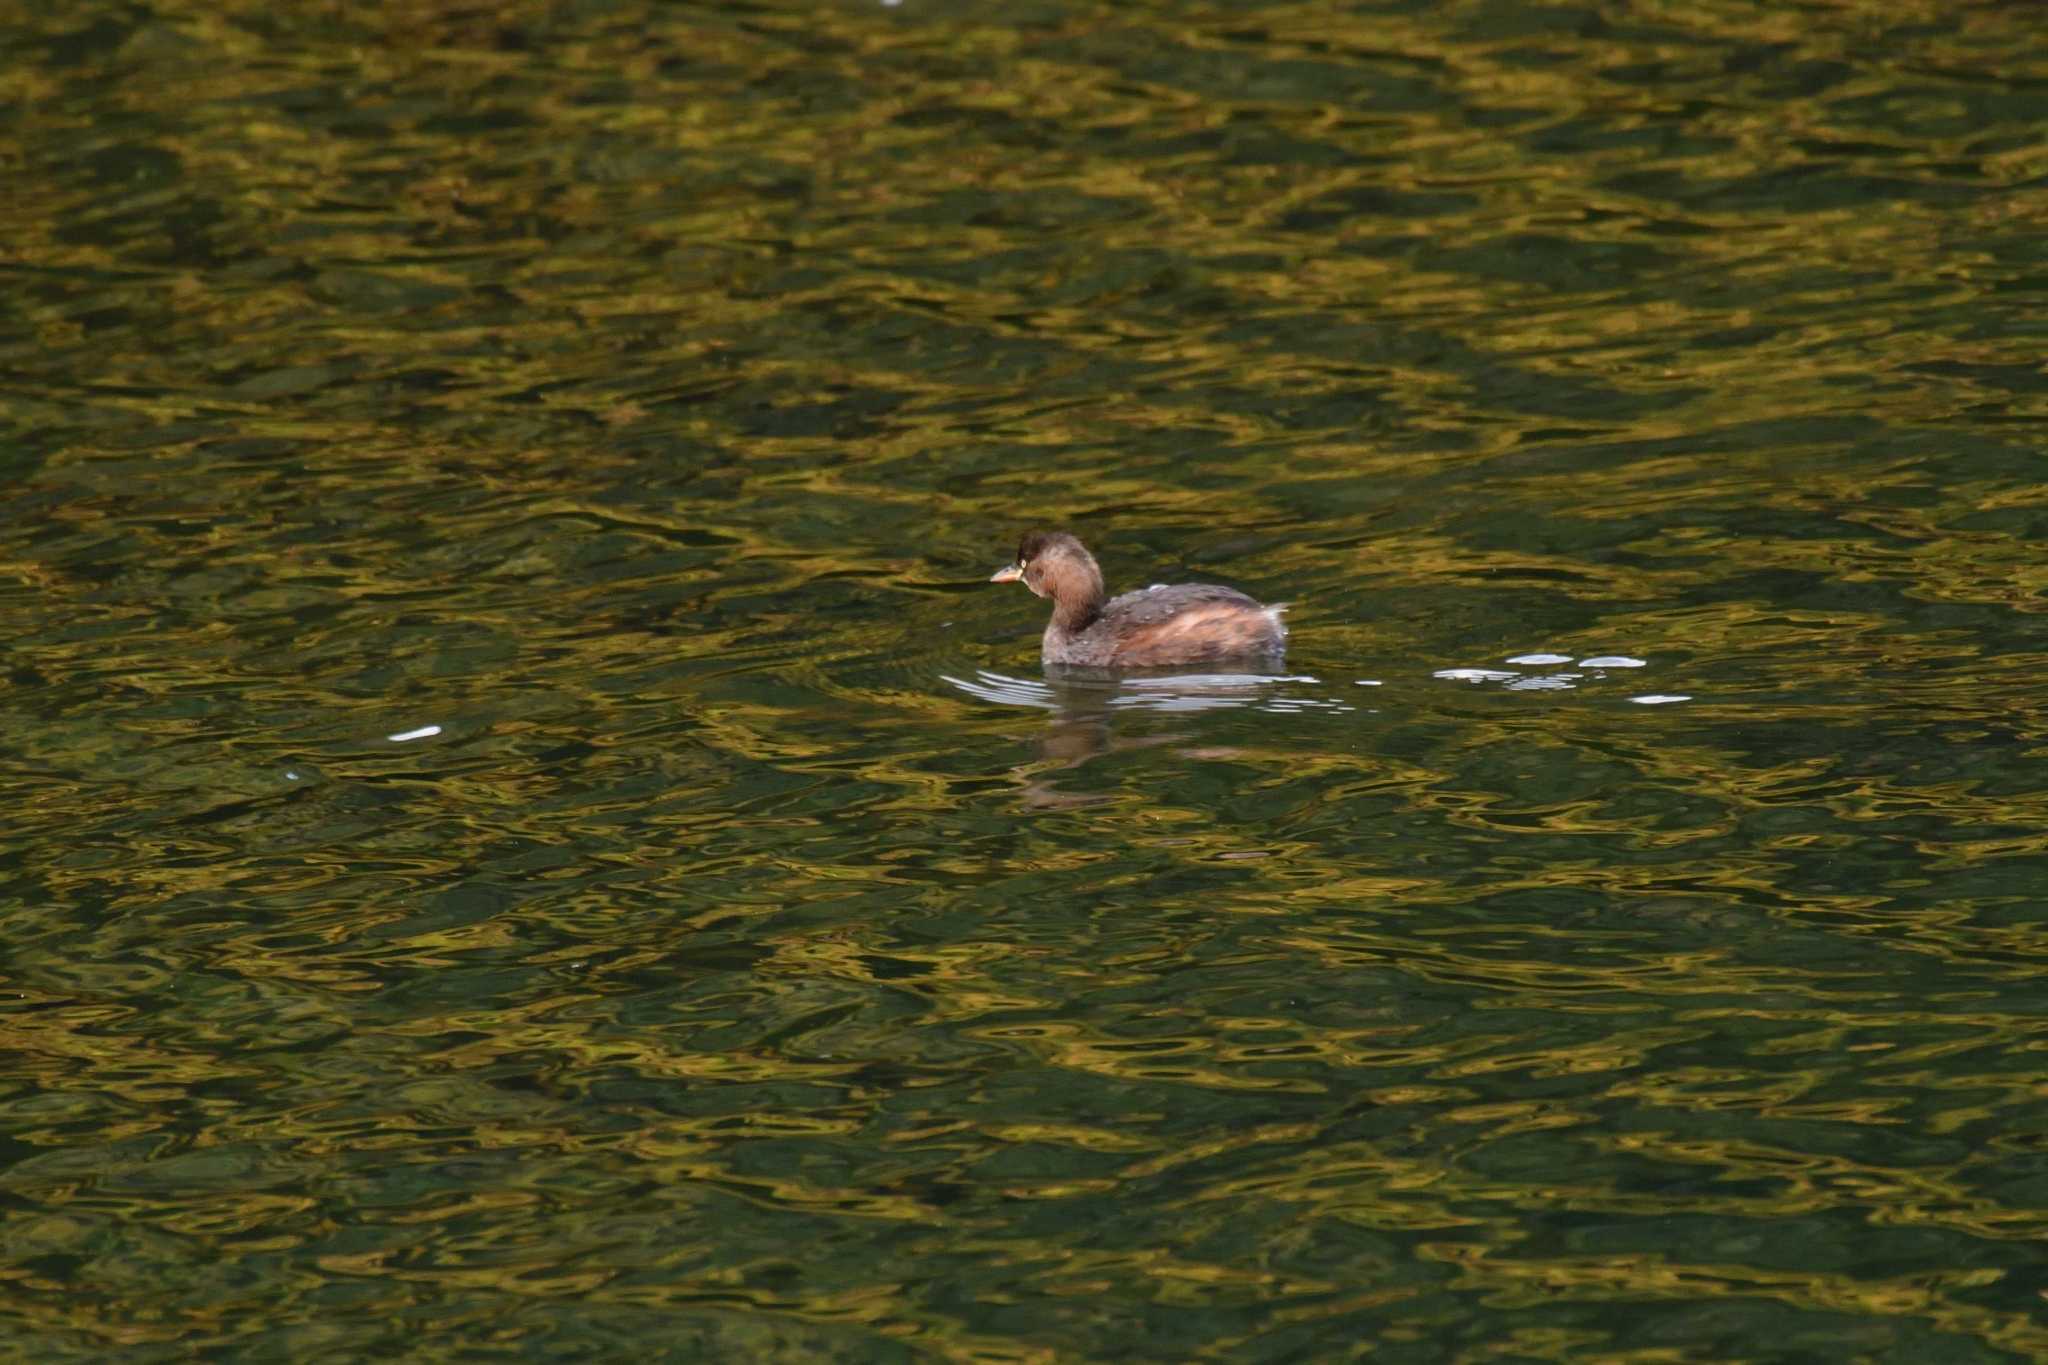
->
[{"left": 6, "top": 0, "right": 2048, "bottom": 1358}]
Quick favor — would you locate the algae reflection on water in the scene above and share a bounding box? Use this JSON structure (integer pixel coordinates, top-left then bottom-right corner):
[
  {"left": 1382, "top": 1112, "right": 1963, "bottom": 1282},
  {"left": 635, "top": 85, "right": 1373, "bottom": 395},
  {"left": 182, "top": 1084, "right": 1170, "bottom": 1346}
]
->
[{"left": 3, "top": 0, "right": 2048, "bottom": 1359}]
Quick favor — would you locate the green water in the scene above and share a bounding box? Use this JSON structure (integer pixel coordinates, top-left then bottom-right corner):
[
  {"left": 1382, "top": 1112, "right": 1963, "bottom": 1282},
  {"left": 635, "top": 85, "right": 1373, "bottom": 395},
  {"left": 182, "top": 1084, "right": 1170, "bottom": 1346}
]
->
[{"left": 5, "top": 0, "right": 2048, "bottom": 1359}]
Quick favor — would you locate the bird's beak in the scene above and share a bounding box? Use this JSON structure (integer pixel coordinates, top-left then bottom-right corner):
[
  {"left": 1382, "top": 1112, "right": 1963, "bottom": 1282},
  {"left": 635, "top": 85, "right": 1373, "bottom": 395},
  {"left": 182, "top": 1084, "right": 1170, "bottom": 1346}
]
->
[{"left": 989, "top": 563, "right": 1023, "bottom": 583}]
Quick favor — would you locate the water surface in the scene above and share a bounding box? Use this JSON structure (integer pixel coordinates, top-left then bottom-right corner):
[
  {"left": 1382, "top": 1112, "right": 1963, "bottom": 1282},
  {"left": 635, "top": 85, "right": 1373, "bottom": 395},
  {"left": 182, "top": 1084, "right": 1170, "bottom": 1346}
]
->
[{"left": 5, "top": 0, "right": 2048, "bottom": 1358}]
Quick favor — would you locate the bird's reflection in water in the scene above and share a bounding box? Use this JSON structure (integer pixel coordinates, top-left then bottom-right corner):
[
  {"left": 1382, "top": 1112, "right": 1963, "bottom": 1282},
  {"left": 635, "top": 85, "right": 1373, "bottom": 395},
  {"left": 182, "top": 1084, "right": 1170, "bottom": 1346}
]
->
[{"left": 941, "top": 667, "right": 1353, "bottom": 807}]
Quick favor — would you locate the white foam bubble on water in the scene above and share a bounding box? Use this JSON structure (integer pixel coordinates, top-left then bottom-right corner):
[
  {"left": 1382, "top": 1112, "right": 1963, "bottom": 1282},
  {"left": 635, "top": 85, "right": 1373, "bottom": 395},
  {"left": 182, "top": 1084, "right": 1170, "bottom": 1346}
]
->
[
  {"left": 1505, "top": 674, "right": 1579, "bottom": 691},
  {"left": 1506, "top": 652, "right": 1572, "bottom": 665},
  {"left": 1580, "top": 655, "right": 1646, "bottom": 668},
  {"left": 1629, "top": 694, "right": 1691, "bottom": 705},
  {"left": 388, "top": 725, "right": 443, "bottom": 743}
]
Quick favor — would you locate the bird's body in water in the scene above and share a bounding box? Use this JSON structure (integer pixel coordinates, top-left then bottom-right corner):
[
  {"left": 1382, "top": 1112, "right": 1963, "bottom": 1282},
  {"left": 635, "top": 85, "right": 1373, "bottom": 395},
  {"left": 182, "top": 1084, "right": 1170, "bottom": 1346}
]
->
[{"left": 989, "top": 530, "right": 1287, "bottom": 669}]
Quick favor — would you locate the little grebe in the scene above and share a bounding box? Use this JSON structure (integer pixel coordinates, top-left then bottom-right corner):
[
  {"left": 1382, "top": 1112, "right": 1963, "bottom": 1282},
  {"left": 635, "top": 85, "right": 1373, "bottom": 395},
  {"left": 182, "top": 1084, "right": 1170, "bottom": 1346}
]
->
[{"left": 989, "top": 530, "right": 1287, "bottom": 669}]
